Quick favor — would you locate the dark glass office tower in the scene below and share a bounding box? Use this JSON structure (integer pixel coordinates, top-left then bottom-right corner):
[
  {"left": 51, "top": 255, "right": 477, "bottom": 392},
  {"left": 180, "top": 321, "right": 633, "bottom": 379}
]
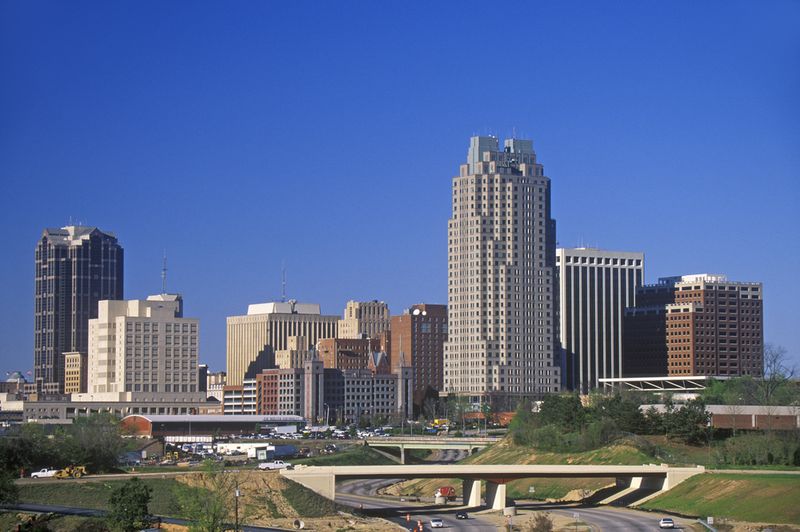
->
[{"left": 34, "top": 226, "right": 123, "bottom": 394}]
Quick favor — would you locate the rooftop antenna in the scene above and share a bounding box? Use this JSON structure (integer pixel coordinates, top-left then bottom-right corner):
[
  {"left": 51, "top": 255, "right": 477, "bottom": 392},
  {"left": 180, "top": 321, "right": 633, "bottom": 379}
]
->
[
  {"left": 281, "top": 261, "right": 287, "bottom": 303},
  {"left": 161, "top": 251, "right": 168, "bottom": 294}
]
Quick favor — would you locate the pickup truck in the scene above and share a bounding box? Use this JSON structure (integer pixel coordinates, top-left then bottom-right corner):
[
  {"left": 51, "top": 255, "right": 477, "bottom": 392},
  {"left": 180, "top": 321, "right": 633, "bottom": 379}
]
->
[
  {"left": 258, "top": 460, "right": 292, "bottom": 470},
  {"left": 30, "top": 468, "right": 59, "bottom": 479}
]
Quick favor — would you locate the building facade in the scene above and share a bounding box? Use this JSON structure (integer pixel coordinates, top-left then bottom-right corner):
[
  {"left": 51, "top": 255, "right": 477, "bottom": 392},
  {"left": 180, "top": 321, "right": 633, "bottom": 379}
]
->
[
  {"left": 34, "top": 226, "right": 124, "bottom": 394},
  {"left": 623, "top": 274, "right": 763, "bottom": 378},
  {"left": 444, "top": 136, "right": 560, "bottom": 406},
  {"left": 226, "top": 301, "right": 338, "bottom": 386},
  {"left": 666, "top": 274, "right": 763, "bottom": 377},
  {"left": 338, "top": 300, "right": 390, "bottom": 339},
  {"left": 63, "top": 352, "right": 85, "bottom": 394},
  {"left": 556, "top": 248, "right": 644, "bottom": 393},
  {"left": 318, "top": 337, "right": 388, "bottom": 372},
  {"left": 84, "top": 294, "right": 201, "bottom": 398},
  {"left": 390, "top": 303, "right": 447, "bottom": 404}
]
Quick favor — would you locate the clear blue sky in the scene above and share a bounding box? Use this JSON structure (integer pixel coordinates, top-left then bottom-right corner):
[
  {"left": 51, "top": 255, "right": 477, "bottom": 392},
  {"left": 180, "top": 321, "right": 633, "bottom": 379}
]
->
[{"left": 1, "top": 1, "right": 798, "bottom": 375}]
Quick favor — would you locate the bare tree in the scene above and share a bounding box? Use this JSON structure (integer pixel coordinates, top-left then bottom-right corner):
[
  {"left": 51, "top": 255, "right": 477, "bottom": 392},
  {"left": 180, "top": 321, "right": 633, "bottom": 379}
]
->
[
  {"left": 523, "top": 512, "right": 554, "bottom": 532},
  {"left": 756, "top": 344, "right": 796, "bottom": 432}
]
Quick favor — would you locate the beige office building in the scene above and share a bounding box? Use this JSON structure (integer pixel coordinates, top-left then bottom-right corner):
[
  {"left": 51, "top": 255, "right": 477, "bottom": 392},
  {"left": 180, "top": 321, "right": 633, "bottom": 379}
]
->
[
  {"left": 80, "top": 294, "right": 204, "bottom": 402},
  {"left": 63, "top": 352, "right": 85, "bottom": 394},
  {"left": 226, "top": 301, "right": 338, "bottom": 386},
  {"left": 444, "top": 136, "right": 560, "bottom": 406},
  {"left": 338, "top": 300, "right": 390, "bottom": 339}
]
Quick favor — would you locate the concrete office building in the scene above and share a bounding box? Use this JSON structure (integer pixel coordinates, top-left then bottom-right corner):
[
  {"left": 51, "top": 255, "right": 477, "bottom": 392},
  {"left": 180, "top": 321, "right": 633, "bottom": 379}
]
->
[
  {"left": 78, "top": 293, "right": 205, "bottom": 403},
  {"left": 275, "top": 335, "right": 315, "bottom": 369},
  {"left": 324, "top": 366, "right": 413, "bottom": 425},
  {"left": 206, "top": 371, "right": 227, "bottom": 402},
  {"left": 556, "top": 248, "right": 644, "bottom": 393},
  {"left": 390, "top": 303, "right": 447, "bottom": 404},
  {"left": 623, "top": 274, "right": 763, "bottom": 378},
  {"left": 338, "top": 300, "right": 390, "bottom": 339},
  {"left": 34, "top": 226, "right": 124, "bottom": 394},
  {"left": 63, "top": 352, "right": 85, "bottom": 394},
  {"left": 226, "top": 301, "right": 338, "bottom": 386},
  {"left": 444, "top": 136, "right": 560, "bottom": 406}
]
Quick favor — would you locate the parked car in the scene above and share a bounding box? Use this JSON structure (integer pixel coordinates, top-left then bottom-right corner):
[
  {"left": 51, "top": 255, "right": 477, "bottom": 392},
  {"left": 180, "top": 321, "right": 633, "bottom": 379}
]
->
[
  {"left": 659, "top": 517, "right": 675, "bottom": 529},
  {"left": 455, "top": 511, "right": 468, "bottom": 519},
  {"left": 429, "top": 518, "right": 444, "bottom": 528},
  {"left": 30, "top": 468, "right": 59, "bottom": 479},
  {"left": 258, "top": 460, "right": 293, "bottom": 470}
]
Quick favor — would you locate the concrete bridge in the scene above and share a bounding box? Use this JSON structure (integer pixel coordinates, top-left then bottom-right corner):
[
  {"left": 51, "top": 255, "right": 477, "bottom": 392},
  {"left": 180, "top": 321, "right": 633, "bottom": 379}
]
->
[
  {"left": 281, "top": 463, "right": 705, "bottom": 510},
  {"left": 364, "top": 436, "right": 500, "bottom": 463}
]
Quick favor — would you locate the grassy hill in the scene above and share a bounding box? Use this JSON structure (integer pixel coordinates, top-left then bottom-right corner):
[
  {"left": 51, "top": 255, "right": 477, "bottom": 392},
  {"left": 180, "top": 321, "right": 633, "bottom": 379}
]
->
[{"left": 640, "top": 473, "right": 800, "bottom": 525}]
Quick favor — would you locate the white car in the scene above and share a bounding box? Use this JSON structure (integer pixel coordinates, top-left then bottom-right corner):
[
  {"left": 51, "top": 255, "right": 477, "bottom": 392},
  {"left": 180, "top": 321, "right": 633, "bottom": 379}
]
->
[
  {"left": 430, "top": 518, "right": 444, "bottom": 528},
  {"left": 659, "top": 517, "right": 675, "bottom": 529},
  {"left": 258, "top": 460, "right": 292, "bottom": 470},
  {"left": 30, "top": 468, "right": 59, "bottom": 478}
]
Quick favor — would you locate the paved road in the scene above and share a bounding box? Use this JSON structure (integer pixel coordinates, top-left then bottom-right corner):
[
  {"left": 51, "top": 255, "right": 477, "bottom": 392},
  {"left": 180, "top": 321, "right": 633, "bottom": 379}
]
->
[
  {"left": 337, "top": 491, "right": 492, "bottom": 530},
  {"left": 0, "top": 503, "right": 287, "bottom": 532},
  {"left": 515, "top": 501, "right": 697, "bottom": 531}
]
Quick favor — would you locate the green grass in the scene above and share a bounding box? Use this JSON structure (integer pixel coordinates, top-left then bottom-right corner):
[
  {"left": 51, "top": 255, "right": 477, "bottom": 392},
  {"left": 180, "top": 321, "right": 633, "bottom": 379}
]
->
[
  {"left": 17, "top": 478, "right": 202, "bottom": 517},
  {"left": 641, "top": 473, "right": 800, "bottom": 524},
  {"left": 293, "top": 445, "right": 395, "bottom": 466},
  {"left": 0, "top": 512, "right": 109, "bottom": 531},
  {"left": 281, "top": 479, "right": 345, "bottom": 517}
]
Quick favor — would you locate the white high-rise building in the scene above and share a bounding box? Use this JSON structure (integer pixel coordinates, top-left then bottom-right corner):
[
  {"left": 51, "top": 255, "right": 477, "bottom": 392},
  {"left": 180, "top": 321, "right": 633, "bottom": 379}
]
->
[
  {"left": 555, "top": 248, "right": 644, "bottom": 393},
  {"left": 444, "top": 136, "right": 560, "bottom": 406},
  {"left": 81, "top": 294, "right": 204, "bottom": 402}
]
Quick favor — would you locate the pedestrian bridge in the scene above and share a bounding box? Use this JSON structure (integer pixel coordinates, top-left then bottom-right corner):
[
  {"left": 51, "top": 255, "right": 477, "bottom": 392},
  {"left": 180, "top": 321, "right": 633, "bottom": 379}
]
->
[
  {"left": 281, "top": 464, "right": 705, "bottom": 510},
  {"left": 364, "top": 437, "right": 500, "bottom": 463}
]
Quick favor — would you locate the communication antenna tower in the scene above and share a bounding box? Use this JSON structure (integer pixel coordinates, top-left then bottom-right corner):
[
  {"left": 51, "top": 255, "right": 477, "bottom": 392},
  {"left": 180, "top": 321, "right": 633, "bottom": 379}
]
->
[
  {"left": 161, "top": 251, "right": 168, "bottom": 294},
  {"left": 281, "top": 261, "right": 287, "bottom": 303}
]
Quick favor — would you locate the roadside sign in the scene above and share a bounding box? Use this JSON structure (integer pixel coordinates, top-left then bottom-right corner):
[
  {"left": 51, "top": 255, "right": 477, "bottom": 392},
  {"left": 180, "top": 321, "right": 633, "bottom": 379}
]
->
[
  {"left": 528, "top": 486, "right": 535, "bottom": 493},
  {"left": 573, "top": 512, "right": 580, "bottom": 520},
  {"left": 708, "top": 517, "right": 714, "bottom": 525}
]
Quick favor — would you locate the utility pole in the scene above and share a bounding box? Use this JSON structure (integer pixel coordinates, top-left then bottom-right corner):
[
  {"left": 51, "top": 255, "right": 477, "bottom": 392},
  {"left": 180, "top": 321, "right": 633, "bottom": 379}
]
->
[{"left": 234, "top": 481, "right": 241, "bottom": 532}]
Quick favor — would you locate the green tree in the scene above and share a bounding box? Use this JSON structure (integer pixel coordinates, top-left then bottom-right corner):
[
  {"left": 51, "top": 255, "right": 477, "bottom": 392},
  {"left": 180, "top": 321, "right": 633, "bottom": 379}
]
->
[
  {"left": 665, "top": 398, "right": 710, "bottom": 444},
  {"left": 537, "top": 393, "right": 584, "bottom": 432},
  {"left": 0, "top": 470, "right": 19, "bottom": 504},
  {"left": 107, "top": 477, "right": 152, "bottom": 532},
  {"left": 59, "top": 413, "right": 126, "bottom": 472}
]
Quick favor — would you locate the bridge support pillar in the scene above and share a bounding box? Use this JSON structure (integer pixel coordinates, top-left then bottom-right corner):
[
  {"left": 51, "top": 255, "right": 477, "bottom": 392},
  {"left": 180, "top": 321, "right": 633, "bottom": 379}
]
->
[
  {"left": 400, "top": 444, "right": 405, "bottom": 464},
  {"left": 485, "top": 481, "right": 506, "bottom": 510},
  {"left": 462, "top": 479, "right": 482, "bottom": 508}
]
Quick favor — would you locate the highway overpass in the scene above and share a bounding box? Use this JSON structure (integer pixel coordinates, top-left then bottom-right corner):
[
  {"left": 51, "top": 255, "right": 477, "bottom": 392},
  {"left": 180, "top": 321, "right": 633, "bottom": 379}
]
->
[
  {"left": 281, "top": 463, "right": 705, "bottom": 510},
  {"left": 364, "top": 436, "right": 500, "bottom": 463}
]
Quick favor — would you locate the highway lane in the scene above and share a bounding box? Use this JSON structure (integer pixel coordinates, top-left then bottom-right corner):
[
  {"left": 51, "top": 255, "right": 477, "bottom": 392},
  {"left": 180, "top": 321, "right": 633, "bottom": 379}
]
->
[
  {"left": 336, "top": 491, "right": 493, "bottom": 530},
  {"left": 516, "top": 502, "right": 697, "bottom": 531}
]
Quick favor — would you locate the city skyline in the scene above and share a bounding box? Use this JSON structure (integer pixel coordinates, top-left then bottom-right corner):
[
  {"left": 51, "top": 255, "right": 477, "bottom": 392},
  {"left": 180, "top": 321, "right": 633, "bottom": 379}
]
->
[{"left": 2, "top": 2, "right": 798, "bottom": 376}]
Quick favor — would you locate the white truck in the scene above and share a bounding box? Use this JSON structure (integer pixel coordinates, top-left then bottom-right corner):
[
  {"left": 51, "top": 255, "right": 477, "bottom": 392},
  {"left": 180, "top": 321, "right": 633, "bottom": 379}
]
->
[
  {"left": 30, "top": 468, "right": 59, "bottom": 478},
  {"left": 258, "top": 460, "right": 292, "bottom": 470}
]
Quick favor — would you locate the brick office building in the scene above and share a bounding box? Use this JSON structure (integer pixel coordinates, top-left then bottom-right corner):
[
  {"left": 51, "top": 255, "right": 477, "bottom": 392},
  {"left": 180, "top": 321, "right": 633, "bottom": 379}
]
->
[
  {"left": 390, "top": 303, "right": 447, "bottom": 404},
  {"left": 623, "top": 274, "right": 763, "bottom": 378}
]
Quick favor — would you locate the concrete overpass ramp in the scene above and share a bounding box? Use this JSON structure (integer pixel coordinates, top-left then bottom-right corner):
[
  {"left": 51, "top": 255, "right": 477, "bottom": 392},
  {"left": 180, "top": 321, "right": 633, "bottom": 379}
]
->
[{"left": 281, "top": 463, "right": 704, "bottom": 510}]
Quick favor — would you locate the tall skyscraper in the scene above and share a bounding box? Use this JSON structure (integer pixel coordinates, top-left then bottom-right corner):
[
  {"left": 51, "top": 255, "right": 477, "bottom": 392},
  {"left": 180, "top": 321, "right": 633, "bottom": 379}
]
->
[
  {"left": 34, "top": 226, "right": 123, "bottom": 394},
  {"left": 623, "top": 274, "right": 764, "bottom": 378},
  {"left": 444, "top": 136, "right": 560, "bottom": 406},
  {"left": 556, "top": 247, "right": 644, "bottom": 393}
]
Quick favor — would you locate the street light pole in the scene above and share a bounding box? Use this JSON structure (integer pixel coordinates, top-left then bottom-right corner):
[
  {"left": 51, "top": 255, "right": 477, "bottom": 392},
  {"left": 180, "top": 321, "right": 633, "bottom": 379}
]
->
[{"left": 234, "top": 482, "right": 240, "bottom": 532}]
